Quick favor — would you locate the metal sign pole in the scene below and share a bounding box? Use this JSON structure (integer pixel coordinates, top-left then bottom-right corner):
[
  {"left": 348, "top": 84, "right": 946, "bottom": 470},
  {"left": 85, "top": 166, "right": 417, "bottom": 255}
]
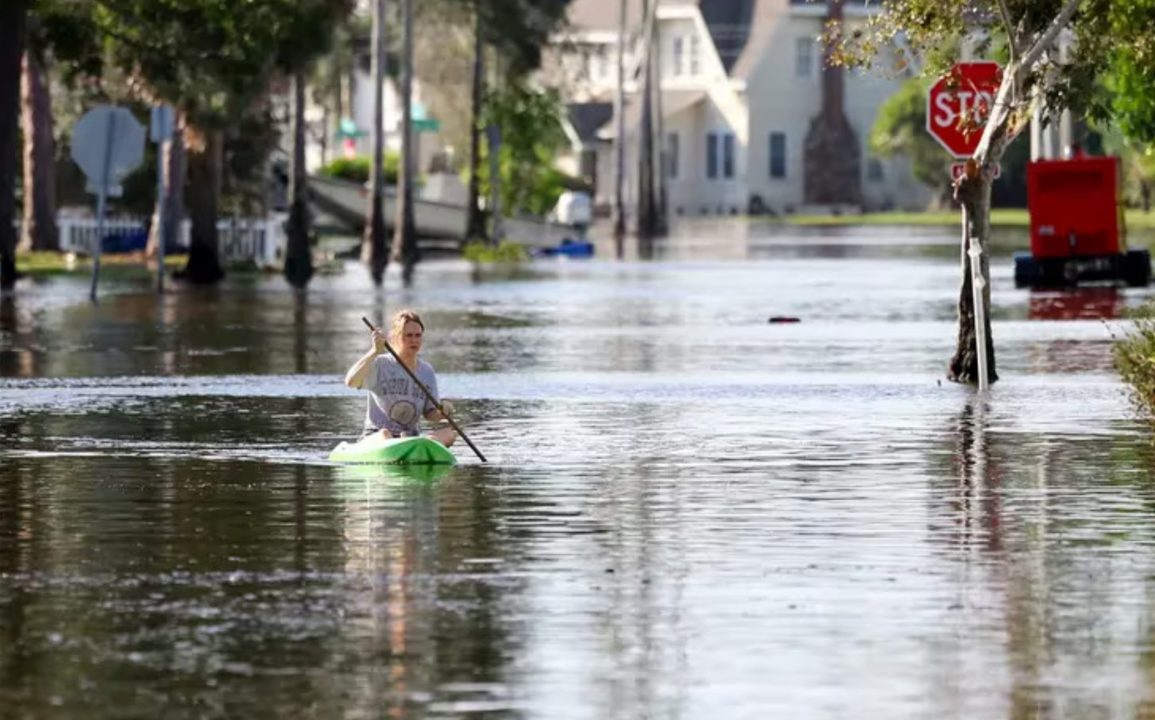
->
[
  {"left": 965, "top": 206, "right": 990, "bottom": 390},
  {"left": 151, "top": 105, "right": 173, "bottom": 294},
  {"left": 90, "top": 112, "right": 118, "bottom": 302}
]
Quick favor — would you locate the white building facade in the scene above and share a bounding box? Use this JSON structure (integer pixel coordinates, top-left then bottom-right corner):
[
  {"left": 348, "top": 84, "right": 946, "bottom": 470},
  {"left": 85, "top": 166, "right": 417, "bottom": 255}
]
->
[{"left": 547, "top": 0, "right": 930, "bottom": 217}]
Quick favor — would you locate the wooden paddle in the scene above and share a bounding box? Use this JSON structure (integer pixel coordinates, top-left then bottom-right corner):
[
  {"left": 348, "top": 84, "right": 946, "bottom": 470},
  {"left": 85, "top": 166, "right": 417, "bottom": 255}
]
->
[{"left": 361, "top": 316, "right": 487, "bottom": 463}]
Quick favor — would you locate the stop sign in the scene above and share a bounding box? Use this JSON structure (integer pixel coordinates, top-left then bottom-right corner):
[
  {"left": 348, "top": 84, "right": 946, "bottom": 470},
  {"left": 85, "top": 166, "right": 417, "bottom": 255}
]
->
[{"left": 927, "top": 62, "right": 1003, "bottom": 158}]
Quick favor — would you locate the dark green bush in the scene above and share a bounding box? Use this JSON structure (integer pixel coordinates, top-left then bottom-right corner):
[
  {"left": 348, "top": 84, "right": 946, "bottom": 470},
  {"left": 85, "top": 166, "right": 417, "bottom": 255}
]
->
[
  {"left": 319, "top": 153, "right": 399, "bottom": 185},
  {"left": 1114, "top": 303, "right": 1155, "bottom": 417},
  {"left": 462, "top": 240, "right": 529, "bottom": 265}
]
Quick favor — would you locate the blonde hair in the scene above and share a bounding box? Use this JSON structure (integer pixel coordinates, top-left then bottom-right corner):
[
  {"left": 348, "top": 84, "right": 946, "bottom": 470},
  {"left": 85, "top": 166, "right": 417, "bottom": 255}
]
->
[{"left": 388, "top": 309, "right": 425, "bottom": 344}]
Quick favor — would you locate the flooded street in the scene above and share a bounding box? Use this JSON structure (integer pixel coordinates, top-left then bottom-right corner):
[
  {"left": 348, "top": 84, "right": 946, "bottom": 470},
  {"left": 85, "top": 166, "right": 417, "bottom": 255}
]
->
[{"left": 3, "top": 223, "right": 1155, "bottom": 718}]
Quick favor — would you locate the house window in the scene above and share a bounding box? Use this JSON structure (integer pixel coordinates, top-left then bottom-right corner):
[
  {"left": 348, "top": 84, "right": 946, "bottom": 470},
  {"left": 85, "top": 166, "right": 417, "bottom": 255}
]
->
[
  {"left": 795, "top": 37, "right": 814, "bottom": 77},
  {"left": 672, "top": 36, "right": 684, "bottom": 76},
  {"left": 867, "top": 156, "right": 884, "bottom": 182},
  {"left": 722, "top": 133, "right": 735, "bottom": 178},
  {"left": 689, "top": 35, "right": 700, "bottom": 75},
  {"left": 706, "top": 132, "right": 718, "bottom": 179},
  {"left": 666, "top": 132, "right": 680, "bottom": 179},
  {"left": 769, "top": 132, "right": 786, "bottom": 178}
]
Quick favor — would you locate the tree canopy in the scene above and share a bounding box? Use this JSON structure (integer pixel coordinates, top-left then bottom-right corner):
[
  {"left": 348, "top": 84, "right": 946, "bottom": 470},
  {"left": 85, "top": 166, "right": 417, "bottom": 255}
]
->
[{"left": 832, "top": 0, "right": 1155, "bottom": 147}]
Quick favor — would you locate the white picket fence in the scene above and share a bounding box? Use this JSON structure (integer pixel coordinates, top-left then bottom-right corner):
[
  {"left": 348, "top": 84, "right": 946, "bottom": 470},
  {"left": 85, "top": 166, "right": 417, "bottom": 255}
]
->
[{"left": 53, "top": 214, "right": 286, "bottom": 267}]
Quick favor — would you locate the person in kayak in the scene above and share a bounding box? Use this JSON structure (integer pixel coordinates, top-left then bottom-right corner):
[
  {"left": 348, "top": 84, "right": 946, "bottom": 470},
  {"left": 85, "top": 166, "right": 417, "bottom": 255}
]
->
[{"left": 344, "top": 309, "right": 457, "bottom": 446}]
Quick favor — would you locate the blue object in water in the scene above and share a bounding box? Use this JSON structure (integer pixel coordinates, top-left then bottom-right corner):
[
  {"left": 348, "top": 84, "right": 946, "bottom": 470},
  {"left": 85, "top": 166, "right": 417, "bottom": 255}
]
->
[
  {"left": 536, "top": 238, "right": 595, "bottom": 259},
  {"left": 100, "top": 228, "right": 148, "bottom": 254}
]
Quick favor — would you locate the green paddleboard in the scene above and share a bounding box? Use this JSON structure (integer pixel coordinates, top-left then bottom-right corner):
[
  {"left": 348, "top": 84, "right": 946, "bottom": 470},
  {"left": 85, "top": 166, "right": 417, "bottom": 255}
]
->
[{"left": 328, "top": 435, "right": 457, "bottom": 465}]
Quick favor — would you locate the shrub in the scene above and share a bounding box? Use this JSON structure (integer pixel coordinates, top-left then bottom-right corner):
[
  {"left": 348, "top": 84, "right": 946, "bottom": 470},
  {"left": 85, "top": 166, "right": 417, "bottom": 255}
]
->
[
  {"left": 462, "top": 240, "right": 529, "bottom": 265},
  {"left": 319, "top": 153, "right": 399, "bottom": 185},
  {"left": 1113, "top": 303, "right": 1155, "bottom": 417}
]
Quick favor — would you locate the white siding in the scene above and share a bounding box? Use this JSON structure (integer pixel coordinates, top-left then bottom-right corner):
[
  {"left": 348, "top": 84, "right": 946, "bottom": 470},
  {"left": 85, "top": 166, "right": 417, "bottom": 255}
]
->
[
  {"left": 550, "top": 0, "right": 933, "bottom": 218},
  {"left": 744, "top": 14, "right": 823, "bottom": 213}
]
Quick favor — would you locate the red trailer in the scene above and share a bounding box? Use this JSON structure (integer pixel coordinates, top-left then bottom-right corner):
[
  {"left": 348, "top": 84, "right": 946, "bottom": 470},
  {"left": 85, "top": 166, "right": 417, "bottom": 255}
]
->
[{"left": 1014, "top": 155, "right": 1150, "bottom": 287}]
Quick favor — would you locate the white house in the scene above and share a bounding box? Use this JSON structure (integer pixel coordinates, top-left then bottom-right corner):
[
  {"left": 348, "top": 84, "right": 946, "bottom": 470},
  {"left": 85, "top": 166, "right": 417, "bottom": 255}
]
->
[
  {"left": 545, "top": 0, "right": 930, "bottom": 217},
  {"left": 302, "top": 71, "right": 449, "bottom": 180}
]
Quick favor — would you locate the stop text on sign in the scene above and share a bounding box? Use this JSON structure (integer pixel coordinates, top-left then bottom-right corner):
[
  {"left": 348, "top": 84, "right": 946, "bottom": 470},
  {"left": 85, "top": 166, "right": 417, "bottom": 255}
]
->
[{"left": 926, "top": 61, "right": 1003, "bottom": 158}]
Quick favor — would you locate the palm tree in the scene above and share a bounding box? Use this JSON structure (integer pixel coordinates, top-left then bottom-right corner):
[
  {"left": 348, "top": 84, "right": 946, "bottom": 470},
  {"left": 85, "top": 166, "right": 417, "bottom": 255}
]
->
[
  {"left": 634, "top": 0, "right": 658, "bottom": 255},
  {"left": 465, "top": 0, "right": 486, "bottom": 242},
  {"left": 361, "top": 0, "right": 389, "bottom": 285},
  {"left": 147, "top": 111, "right": 185, "bottom": 262},
  {"left": 0, "top": 2, "right": 28, "bottom": 290},
  {"left": 283, "top": 71, "right": 315, "bottom": 288},
  {"left": 20, "top": 16, "right": 59, "bottom": 253},
  {"left": 391, "top": 0, "right": 418, "bottom": 283},
  {"left": 612, "top": 0, "right": 626, "bottom": 258}
]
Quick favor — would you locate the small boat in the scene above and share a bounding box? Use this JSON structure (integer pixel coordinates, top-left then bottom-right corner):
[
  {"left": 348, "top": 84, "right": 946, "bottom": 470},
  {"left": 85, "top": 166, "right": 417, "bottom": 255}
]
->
[
  {"left": 534, "top": 238, "right": 595, "bottom": 259},
  {"left": 329, "top": 435, "right": 457, "bottom": 465}
]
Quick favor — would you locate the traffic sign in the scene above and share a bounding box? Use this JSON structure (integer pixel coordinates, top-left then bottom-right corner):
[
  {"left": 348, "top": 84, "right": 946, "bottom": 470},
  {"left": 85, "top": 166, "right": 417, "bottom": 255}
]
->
[
  {"left": 69, "top": 105, "right": 146, "bottom": 301},
  {"left": 927, "top": 62, "right": 1003, "bottom": 158},
  {"left": 70, "top": 105, "right": 146, "bottom": 197}
]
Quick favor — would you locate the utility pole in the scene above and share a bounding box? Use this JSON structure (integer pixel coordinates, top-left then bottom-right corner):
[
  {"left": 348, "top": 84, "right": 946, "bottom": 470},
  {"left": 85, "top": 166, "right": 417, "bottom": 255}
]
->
[
  {"left": 635, "top": 0, "right": 657, "bottom": 256},
  {"left": 612, "top": 0, "right": 627, "bottom": 259},
  {"left": 465, "top": 0, "right": 487, "bottom": 242},
  {"left": 391, "top": 0, "right": 418, "bottom": 283},
  {"left": 361, "top": 0, "right": 388, "bottom": 285}
]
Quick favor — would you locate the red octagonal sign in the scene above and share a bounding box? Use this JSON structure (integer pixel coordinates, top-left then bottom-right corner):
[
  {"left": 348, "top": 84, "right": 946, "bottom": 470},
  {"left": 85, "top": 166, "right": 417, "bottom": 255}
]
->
[{"left": 927, "top": 61, "right": 1003, "bottom": 158}]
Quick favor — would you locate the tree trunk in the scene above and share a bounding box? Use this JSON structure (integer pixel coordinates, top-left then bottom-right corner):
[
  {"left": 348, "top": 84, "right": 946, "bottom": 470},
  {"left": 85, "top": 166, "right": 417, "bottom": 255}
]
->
[
  {"left": 391, "top": 0, "right": 418, "bottom": 284},
  {"left": 147, "top": 111, "right": 186, "bottom": 259},
  {"left": 612, "top": 0, "right": 627, "bottom": 258},
  {"left": 944, "top": 40, "right": 1037, "bottom": 385},
  {"left": 634, "top": 0, "right": 657, "bottom": 255},
  {"left": 361, "top": 0, "right": 387, "bottom": 285},
  {"left": 948, "top": 175, "right": 998, "bottom": 384},
  {"left": 0, "top": 5, "right": 27, "bottom": 290},
  {"left": 284, "top": 72, "right": 314, "bottom": 289},
  {"left": 651, "top": 11, "right": 667, "bottom": 238},
  {"left": 20, "top": 46, "right": 57, "bottom": 253},
  {"left": 465, "top": 1, "right": 486, "bottom": 243},
  {"left": 180, "top": 128, "right": 225, "bottom": 284}
]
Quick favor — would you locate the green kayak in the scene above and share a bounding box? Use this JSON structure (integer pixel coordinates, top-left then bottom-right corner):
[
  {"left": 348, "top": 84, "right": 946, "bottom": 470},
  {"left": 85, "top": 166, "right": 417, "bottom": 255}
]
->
[{"left": 328, "top": 435, "right": 457, "bottom": 465}]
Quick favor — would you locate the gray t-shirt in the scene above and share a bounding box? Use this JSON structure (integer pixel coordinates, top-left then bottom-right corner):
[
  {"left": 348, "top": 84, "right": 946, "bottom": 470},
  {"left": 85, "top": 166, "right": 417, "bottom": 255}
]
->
[{"left": 363, "top": 355, "right": 439, "bottom": 436}]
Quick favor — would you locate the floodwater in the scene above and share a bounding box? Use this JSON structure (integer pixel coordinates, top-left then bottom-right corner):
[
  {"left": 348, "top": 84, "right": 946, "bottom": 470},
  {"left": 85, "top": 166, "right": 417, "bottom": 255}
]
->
[{"left": 2, "top": 221, "right": 1155, "bottom": 719}]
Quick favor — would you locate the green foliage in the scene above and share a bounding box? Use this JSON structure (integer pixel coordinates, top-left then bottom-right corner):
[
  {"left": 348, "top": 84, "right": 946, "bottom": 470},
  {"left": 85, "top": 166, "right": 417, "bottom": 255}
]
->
[
  {"left": 318, "top": 153, "right": 401, "bottom": 185},
  {"left": 475, "top": 81, "right": 574, "bottom": 216},
  {"left": 870, "top": 78, "right": 950, "bottom": 202},
  {"left": 1099, "top": 127, "right": 1155, "bottom": 209},
  {"left": 1114, "top": 303, "right": 1155, "bottom": 418},
  {"left": 76, "top": 0, "right": 352, "bottom": 128},
  {"left": 829, "top": 0, "right": 1155, "bottom": 149},
  {"left": 462, "top": 239, "right": 529, "bottom": 264},
  {"left": 1081, "top": 0, "right": 1155, "bottom": 143}
]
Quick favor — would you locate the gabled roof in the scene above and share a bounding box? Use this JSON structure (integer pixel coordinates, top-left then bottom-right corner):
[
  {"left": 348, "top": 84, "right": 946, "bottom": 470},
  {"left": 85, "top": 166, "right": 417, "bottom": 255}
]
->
[
  {"left": 698, "top": 0, "right": 756, "bottom": 73},
  {"left": 565, "top": 0, "right": 757, "bottom": 73},
  {"left": 566, "top": 102, "right": 615, "bottom": 143}
]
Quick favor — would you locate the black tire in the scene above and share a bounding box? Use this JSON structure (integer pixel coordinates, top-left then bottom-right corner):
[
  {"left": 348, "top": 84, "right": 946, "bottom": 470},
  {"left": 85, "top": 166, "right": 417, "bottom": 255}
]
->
[
  {"left": 1124, "top": 249, "right": 1151, "bottom": 287},
  {"left": 1013, "top": 253, "right": 1039, "bottom": 288}
]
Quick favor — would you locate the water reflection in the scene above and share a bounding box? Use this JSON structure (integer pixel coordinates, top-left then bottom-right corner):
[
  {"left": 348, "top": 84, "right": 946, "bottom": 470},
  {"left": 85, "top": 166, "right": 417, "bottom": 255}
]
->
[
  {"left": 5, "top": 233, "right": 1155, "bottom": 716},
  {"left": 1028, "top": 288, "right": 1124, "bottom": 321},
  {"left": 928, "top": 393, "right": 1155, "bottom": 717},
  {"left": 942, "top": 398, "right": 1004, "bottom": 554}
]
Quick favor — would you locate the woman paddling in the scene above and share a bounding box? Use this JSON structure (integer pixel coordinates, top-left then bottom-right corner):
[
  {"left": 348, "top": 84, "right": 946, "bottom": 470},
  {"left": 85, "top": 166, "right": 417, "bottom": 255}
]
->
[{"left": 344, "top": 309, "right": 457, "bottom": 447}]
